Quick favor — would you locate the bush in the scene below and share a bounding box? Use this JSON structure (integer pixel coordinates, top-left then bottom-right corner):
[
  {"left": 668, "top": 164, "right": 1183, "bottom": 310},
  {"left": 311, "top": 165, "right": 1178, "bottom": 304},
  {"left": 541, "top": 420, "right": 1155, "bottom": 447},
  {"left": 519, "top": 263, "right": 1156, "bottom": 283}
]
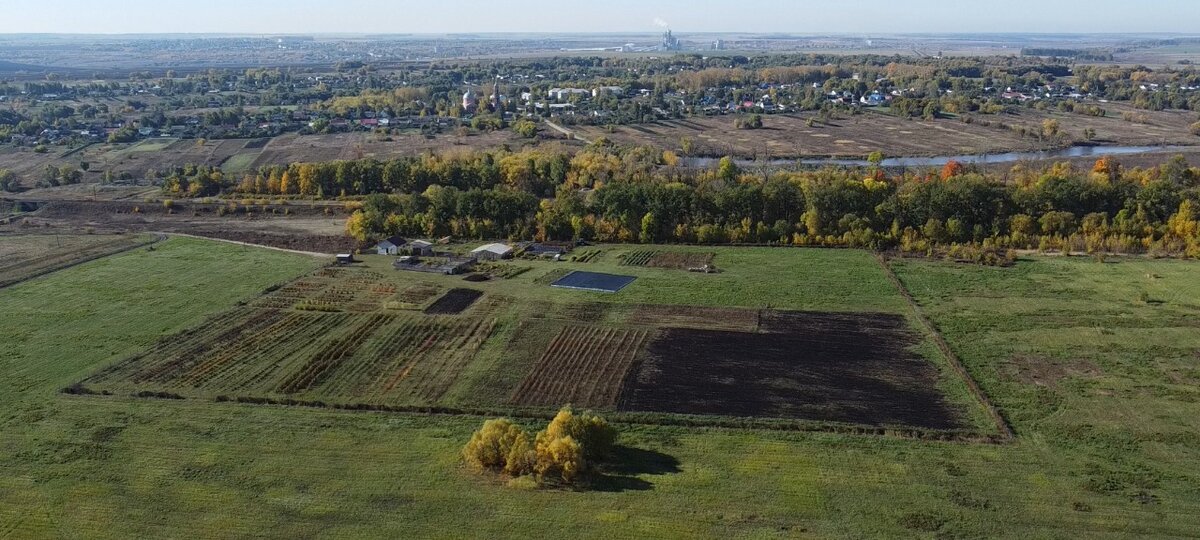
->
[
  {"left": 512, "top": 119, "right": 539, "bottom": 138},
  {"left": 463, "top": 407, "right": 618, "bottom": 487},
  {"left": 734, "top": 114, "right": 763, "bottom": 130},
  {"left": 462, "top": 418, "right": 535, "bottom": 475},
  {"left": 898, "top": 511, "right": 947, "bottom": 532},
  {"left": 535, "top": 407, "right": 616, "bottom": 461},
  {"left": 535, "top": 435, "right": 584, "bottom": 483}
]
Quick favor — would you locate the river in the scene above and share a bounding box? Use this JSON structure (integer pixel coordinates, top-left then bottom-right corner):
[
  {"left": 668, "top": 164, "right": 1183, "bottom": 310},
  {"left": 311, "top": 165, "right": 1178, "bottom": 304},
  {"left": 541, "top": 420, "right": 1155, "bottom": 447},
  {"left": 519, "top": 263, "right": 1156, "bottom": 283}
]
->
[{"left": 683, "top": 145, "right": 1199, "bottom": 169}]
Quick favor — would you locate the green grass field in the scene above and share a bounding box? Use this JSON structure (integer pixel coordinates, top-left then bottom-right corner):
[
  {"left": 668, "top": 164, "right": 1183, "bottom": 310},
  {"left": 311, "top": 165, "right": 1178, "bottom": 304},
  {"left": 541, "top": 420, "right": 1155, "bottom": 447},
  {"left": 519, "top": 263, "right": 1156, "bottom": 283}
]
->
[
  {"left": 220, "top": 152, "right": 261, "bottom": 174},
  {"left": 128, "top": 138, "right": 178, "bottom": 153},
  {"left": 0, "top": 233, "right": 154, "bottom": 288},
  {"left": 2, "top": 240, "right": 1199, "bottom": 537}
]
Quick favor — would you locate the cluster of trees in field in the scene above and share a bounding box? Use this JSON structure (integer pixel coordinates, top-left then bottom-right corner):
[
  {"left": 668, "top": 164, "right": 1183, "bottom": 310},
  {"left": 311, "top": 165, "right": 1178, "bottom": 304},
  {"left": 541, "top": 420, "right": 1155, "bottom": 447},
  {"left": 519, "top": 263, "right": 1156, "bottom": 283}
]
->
[{"left": 463, "top": 407, "right": 617, "bottom": 487}]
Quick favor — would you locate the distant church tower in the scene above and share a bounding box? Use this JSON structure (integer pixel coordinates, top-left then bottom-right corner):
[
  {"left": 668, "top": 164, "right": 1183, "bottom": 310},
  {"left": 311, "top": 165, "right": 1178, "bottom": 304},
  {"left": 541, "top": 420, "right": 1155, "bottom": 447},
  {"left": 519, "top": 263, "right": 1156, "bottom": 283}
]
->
[
  {"left": 462, "top": 87, "right": 478, "bottom": 113},
  {"left": 490, "top": 78, "right": 502, "bottom": 113}
]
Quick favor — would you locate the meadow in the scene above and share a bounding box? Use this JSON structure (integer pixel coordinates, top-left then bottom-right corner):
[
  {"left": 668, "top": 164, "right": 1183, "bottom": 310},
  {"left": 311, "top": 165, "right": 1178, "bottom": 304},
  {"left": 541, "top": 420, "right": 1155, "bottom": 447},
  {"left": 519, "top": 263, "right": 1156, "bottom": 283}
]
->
[
  {"left": 0, "top": 232, "right": 154, "bottom": 288},
  {"left": 1, "top": 237, "right": 1199, "bottom": 537}
]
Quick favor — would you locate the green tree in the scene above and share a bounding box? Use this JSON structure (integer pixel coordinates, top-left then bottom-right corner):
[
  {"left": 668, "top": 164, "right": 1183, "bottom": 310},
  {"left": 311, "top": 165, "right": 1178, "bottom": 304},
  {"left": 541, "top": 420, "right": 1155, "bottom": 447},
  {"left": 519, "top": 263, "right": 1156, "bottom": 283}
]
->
[
  {"left": 1039, "top": 211, "right": 1077, "bottom": 236},
  {"left": 639, "top": 212, "right": 658, "bottom": 243},
  {"left": 680, "top": 136, "right": 695, "bottom": 156},
  {"left": 0, "top": 169, "right": 15, "bottom": 192},
  {"left": 512, "top": 119, "right": 538, "bottom": 138},
  {"left": 716, "top": 156, "right": 739, "bottom": 182}
]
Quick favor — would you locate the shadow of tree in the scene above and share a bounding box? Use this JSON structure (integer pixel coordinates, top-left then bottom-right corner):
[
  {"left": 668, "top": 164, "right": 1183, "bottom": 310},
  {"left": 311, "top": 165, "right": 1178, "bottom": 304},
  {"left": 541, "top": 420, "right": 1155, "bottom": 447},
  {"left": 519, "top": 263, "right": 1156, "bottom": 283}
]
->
[{"left": 585, "top": 446, "right": 681, "bottom": 493}]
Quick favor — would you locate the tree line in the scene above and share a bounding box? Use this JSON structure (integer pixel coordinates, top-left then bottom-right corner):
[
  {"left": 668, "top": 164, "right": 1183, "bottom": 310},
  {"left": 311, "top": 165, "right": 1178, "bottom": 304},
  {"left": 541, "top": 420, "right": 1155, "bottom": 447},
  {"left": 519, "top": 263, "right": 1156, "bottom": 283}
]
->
[{"left": 157, "top": 140, "right": 1200, "bottom": 261}]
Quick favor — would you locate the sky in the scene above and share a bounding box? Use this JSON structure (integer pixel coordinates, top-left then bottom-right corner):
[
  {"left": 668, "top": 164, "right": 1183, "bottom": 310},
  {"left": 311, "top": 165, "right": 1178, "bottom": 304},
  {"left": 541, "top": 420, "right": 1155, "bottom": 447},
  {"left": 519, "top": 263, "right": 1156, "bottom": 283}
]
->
[{"left": 1, "top": 0, "right": 1199, "bottom": 35}]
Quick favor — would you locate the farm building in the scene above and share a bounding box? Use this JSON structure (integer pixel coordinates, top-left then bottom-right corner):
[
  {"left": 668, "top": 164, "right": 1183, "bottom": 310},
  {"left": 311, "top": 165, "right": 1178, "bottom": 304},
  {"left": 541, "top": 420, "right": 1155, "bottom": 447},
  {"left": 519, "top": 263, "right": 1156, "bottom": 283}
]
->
[
  {"left": 471, "top": 243, "right": 514, "bottom": 261},
  {"left": 374, "top": 236, "right": 408, "bottom": 256},
  {"left": 394, "top": 255, "right": 476, "bottom": 275},
  {"left": 409, "top": 240, "right": 435, "bottom": 256},
  {"left": 524, "top": 242, "right": 572, "bottom": 258},
  {"left": 336, "top": 253, "right": 356, "bottom": 265}
]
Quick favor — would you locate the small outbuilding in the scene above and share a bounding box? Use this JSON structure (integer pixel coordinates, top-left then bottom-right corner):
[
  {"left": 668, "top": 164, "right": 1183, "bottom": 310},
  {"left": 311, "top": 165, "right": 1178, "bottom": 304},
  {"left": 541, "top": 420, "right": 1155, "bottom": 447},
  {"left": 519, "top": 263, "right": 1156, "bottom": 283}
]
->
[
  {"left": 409, "top": 240, "right": 435, "bottom": 256},
  {"left": 374, "top": 236, "right": 407, "bottom": 256},
  {"left": 471, "top": 242, "right": 514, "bottom": 261},
  {"left": 336, "top": 253, "right": 356, "bottom": 265}
]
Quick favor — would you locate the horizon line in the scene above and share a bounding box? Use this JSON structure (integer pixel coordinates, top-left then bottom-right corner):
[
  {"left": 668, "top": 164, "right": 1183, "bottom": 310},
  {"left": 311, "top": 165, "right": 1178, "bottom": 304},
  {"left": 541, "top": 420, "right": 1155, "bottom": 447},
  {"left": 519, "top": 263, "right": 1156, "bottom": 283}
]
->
[{"left": 3, "top": 31, "right": 1200, "bottom": 37}]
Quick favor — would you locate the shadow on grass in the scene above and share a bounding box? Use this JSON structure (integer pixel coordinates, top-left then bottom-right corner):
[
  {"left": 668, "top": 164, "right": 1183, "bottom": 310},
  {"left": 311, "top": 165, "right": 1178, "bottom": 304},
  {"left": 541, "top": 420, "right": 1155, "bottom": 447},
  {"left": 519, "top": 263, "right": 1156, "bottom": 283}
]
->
[{"left": 586, "top": 446, "right": 681, "bottom": 493}]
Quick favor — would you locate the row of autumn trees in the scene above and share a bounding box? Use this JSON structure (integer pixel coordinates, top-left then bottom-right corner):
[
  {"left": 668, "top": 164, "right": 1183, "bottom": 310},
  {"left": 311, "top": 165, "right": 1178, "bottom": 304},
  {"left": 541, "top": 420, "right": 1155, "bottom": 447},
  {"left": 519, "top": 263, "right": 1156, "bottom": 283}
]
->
[
  {"left": 162, "top": 139, "right": 1200, "bottom": 259},
  {"left": 341, "top": 144, "right": 1200, "bottom": 260}
]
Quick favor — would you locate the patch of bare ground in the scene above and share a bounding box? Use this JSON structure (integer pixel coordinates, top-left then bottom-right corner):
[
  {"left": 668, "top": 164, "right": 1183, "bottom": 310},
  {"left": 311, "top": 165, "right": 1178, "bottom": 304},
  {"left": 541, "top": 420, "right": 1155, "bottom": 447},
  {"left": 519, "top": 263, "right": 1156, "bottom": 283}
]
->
[
  {"left": 626, "top": 304, "right": 760, "bottom": 332},
  {"left": 645, "top": 251, "right": 715, "bottom": 270},
  {"left": 423, "top": 288, "right": 484, "bottom": 315},
  {"left": 1005, "top": 355, "right": 1103, "bottom": 389},
  {"left": 171, "top": 229, "right": 354, "bottom": 254}
]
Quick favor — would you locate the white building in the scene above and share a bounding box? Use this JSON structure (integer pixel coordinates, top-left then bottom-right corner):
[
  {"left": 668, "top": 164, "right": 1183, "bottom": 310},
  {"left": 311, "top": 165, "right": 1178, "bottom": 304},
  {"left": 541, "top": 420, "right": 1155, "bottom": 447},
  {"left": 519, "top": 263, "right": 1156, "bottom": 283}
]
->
[
  {"left": 593, "top": 86, "right": 624, "bottom": 98},
  {"left": 547, "top": 88, "right": 590, "bottom": 101},
  {"left": 375, "top": 236, "right": 407, "bottom": 256},
  {"left": 470, "top": 243, "right": 514, "bottom": 261}
]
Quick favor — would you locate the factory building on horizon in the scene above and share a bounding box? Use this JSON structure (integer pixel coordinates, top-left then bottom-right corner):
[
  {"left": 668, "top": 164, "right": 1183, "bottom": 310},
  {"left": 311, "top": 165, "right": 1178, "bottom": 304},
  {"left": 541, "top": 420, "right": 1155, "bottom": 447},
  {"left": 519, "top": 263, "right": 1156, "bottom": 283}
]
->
[{"left": 661, "top": 29, "right": 681, "bottom": 51}]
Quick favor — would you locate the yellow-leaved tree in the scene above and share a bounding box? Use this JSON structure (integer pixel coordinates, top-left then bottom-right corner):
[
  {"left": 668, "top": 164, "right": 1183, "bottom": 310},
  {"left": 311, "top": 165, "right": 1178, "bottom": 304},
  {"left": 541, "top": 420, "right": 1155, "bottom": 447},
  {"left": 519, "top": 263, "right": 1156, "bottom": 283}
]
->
[
  {"left": 462, "top": 418, "right": 535, "bottom": 475},
  {"left": 462, "top": 407, "right": 618, "bottom": 487},
  {"left": 535, "top": 435, "right": 583, "bottom": 484},
  {"left": 534, "top": 407, "right": 617, "bottom": 463}
]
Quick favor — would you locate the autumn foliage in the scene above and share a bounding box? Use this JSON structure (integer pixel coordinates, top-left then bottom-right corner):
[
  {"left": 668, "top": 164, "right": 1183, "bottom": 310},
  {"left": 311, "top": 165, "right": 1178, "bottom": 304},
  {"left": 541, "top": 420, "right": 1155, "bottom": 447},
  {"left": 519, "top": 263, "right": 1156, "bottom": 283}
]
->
[
  {"left": 940, "top": 160, "right": 964, "bottom": 180},
  {"left": 462, "top": 407, "right": 617, "bottom": 486}
]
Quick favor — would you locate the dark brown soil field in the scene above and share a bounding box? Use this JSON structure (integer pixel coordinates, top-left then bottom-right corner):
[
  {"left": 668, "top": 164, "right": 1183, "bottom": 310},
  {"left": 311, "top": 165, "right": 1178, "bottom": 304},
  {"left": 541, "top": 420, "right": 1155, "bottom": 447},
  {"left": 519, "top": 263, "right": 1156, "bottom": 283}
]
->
[
  {"left": 617, "top": 310, "right": 963, "bottom": 429},
  {"left": 423, "top": 288, "right": 483, "bottom": 315}
]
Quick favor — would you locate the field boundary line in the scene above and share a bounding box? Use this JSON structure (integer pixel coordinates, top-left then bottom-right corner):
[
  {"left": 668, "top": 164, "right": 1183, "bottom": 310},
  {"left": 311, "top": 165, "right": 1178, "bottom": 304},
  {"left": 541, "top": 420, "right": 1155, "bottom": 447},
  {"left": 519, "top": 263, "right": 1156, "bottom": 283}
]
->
[
  {"left": 152, "top": 232, "right": 331, "bottom": 258},
  {"left": 0, "top": 233, "right": 164, "bottom": 290},
  {"left": 874, "top": 253, "right": 1016, "bottom": 442},
  {"left": 61, "top": 391, "right": 1007, "bottom": 444}
]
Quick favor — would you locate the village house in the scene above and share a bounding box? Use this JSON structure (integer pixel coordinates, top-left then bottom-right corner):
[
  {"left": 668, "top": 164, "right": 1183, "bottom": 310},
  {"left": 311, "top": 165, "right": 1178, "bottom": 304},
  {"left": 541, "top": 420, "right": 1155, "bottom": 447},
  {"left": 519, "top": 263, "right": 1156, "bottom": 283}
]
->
[{"left": 374, "top": 235, "right": 407, "bottom": 255}]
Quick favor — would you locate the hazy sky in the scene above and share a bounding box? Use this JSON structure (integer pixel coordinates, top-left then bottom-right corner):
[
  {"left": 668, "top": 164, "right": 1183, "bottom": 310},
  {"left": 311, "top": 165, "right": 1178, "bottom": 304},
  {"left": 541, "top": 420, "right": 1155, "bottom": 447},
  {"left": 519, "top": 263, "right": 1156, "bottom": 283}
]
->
[{"left": 2, "top": 0, "right": 1199, "bottom": 34}]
